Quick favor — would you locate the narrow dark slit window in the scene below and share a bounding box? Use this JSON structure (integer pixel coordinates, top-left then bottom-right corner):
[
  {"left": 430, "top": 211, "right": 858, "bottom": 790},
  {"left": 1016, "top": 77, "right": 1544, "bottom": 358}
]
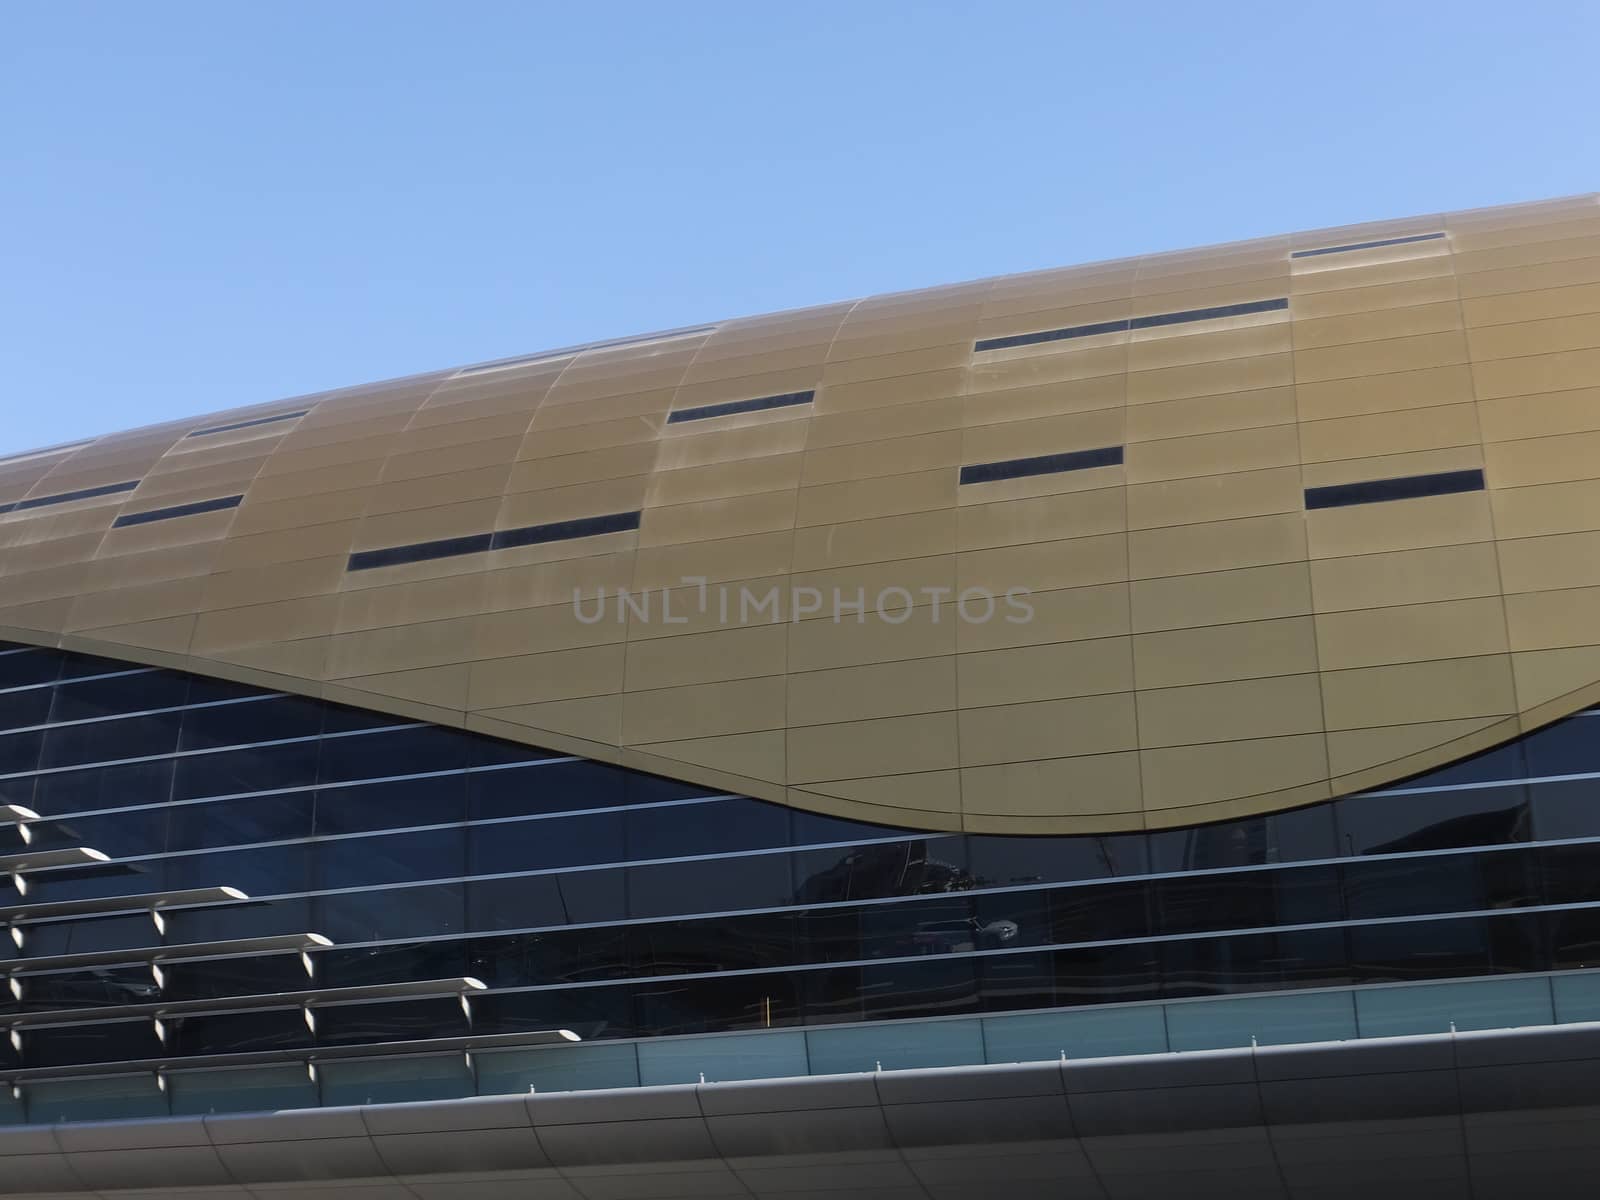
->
[
  {"left": 1291, "top": 233, "right": 1446, "bottom": 259},
  {"left": 347, "top": 511, "right": 642, "bottom": 572},
  {"left": 1305, "top": 468, "right": 1485, "bottom": 510},
  {"left": 490, "top": 510, "right": 642, "bottom": 550},
  {"left": 667, "top": 390, "right": 815, "bottom": 424},
  {"left": 975, "top": 298, "right": 1287, "bottom": 352},
  {"left": 1, "top": 480, "right": 140, "bottom": 515},
  {"left": 187, "top": 410, "right": 309, "bottom": 438},
  {"left": 112, "top": 495, "right": 244, "bottom": 528},
  {"left": 960, "top": 446, "right": 1124, "bottom": 485}
]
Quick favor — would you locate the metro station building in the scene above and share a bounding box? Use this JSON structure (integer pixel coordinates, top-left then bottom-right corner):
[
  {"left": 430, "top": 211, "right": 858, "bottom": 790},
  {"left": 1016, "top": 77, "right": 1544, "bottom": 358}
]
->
[{"left": 2, "top": 194, "right": 1600, "bottom": 1198}]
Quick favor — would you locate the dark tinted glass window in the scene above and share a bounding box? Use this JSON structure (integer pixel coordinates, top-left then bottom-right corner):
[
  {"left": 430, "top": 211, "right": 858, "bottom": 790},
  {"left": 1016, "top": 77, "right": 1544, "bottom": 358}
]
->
[
  {"left": 40, "top": 807, "right": 169, "bottom": 857},
  {"left": 165, "top": 843, "right": 308, "bottom": 895},
  {"left": 1530, "top": 779, "right": 1600, "bottom": 840},
  {"left": 48, "top": 670, "right": 189, "bottom": 724},
  {"left": 31, "top": 759, "right": 173, "bottom": 816},
  {"left": 315, "top": 996, "right": 469, "bottom": 1045},
  {"left": 320, "top": 941, "right": 469, "bottom": 989},
  {"left": 39, "top": 712, "right": 184, "bottom": 768},
  {"left": 1516, "top": 717, "right": 1592, "bottom": 778},
  {"left": 164, "top": 897, "right": 312, "bottom": 943},
  {"left": 179, "top": 694, "right": 322, "bottom": 750},
  {"left": 471, "top": 984, "right": 634, "bottom": 1041},
  {"left": 315, "top": 884, "right": 464, "bottom": 942},
  {"left": 860, "top": 955, "right": 978, "bottom": 1021},
  {"left": 634, "top": 971, "right": 800, "bottom": 1036},
  {"left": 23, "top": 1020, "right": 162, "bottom": 1068},
  {"left": 1050, "top": 880, "right": 1152, "bottom": 944},
  {"left": 314, "top": 774, "right": 466, "bottom": 835},
  {"left": 0, "top": 650, "right": 59, "bottom": 689},
  {"left": 468, "top": 759, "right": 628, "bottom": 820},
  {"left": 20, "top": 912, "right": 152, "bottom": 957},
  {"left": 313, "top": 827, "right": 465, "bottom": 889},
  {"left": 792, "top": 838, "right": 970, "bottom": 904},
  {"left": 167, "top": 793, "right": 313, "bottom": 851},
  {"left": 0, "top": 688, "right": 52, "bottom": 732},
  {"left": 172, "top": 1009, "right": 310, "bottom": 1055},
  {"left": 968, "top": 831, "right": 1147, "bottom": 886},
  {"left": 468, "top": 926, "right": 629, "bottom": 988},
  {"left": 468, "top": 812, "right": 623, "bottom": 876},
  {"left": 628, "top": 853, "right": 795, "bottom": 919},
  {"left": 1336, "top": 785, "right": 1530, "bottom": 855},
  {"left": 466, "top": 869, "right": 626, "bottom": 930},
  {"left": 173, "top": 742, "right": 319, "bottom": 801},
  {"left": 161, "top": 954, "right": 309, "bottom": 1000},
  {"left": 317, "top": 726, "right": 465, "bottom": 784},
  {"left": 625, "top": 798, "right": 788, "bottom": 860}
]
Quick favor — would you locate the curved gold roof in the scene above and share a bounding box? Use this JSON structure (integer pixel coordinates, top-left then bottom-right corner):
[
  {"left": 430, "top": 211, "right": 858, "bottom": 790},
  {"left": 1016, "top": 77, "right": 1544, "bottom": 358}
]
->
[{"left": 3, "top": 193, "right": 1599, "bottom": 833}]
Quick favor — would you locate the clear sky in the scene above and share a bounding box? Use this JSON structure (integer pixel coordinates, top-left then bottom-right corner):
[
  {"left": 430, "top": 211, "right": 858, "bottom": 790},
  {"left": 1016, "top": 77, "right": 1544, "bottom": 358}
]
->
[{"left": 3, "top": 1, "right": 1596, "bottom": 456}]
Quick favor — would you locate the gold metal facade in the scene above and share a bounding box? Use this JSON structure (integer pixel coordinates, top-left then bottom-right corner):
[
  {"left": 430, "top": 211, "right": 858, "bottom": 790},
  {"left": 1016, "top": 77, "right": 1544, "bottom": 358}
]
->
[{"left": 3, "top": 194, "right": 1598, "bottom": 833}]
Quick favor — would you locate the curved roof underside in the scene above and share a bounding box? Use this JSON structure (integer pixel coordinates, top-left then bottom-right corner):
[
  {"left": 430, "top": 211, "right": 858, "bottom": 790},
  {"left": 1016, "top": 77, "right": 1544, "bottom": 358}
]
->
[{"left": 3, "top": 193, "right": 1600, "bottom": 833}]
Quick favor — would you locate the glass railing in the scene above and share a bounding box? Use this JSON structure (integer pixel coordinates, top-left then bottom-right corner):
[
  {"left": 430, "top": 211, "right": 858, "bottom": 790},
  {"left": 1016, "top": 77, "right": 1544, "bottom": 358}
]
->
[{"left": 8, "top": 968, "right": 1600, "bottom": 1125}]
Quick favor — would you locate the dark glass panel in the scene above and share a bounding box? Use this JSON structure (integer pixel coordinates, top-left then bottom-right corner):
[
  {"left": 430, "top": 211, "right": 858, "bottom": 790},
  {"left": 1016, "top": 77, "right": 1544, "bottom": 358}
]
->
[
  {"left": 973, "top": 887, "right": 1051, "bottom": 950},
  {"left": 1397, "top": 738, "right": 1528, "bottom": 789},
  {"left": 468, "top": 926, "right": 629, "bottom": 989},
  {"left": 23, "top": 1020, "right": 163, "bottom": 1067},
  {"left": 467, "top": 759, "right": 628, "bottom": 820},
  {"left": 160, "top": 954, "right": 310, "bottom": 1000},
  {"left": 467, "top": 736, "right": 555, "bottom": 768},
  {"left": 1537, "top": 842, "right": 1600, "bottom": 906},
  {"left": 171, "top": 1009, "right": 311, "bottom": 1055},
  {"left": 173, "top": 742, "right": 319, "bottom": 802},
  {"left": 1049, "top": 880, "right": 1152, "bottom": 945},
  {"left": 792, "top": 838, "right": 971, "bottom": 904},
  {"left": 624, "top": 797, "right": 788, "bottom": 860},
  {"left": 16, "top": 860, "right": 165, "bottom": 903},
  {"left": 319, "top": 942, "right": 469, "bottom": 989},
  {"left": 860, "top": 955, "right": 979, "bottom": 1020},
  {"left": 798, "top": 908, "right": 863, "bottom": 964},
  {"left": 1162, "top": 928, "right": 1349, "bottom": 997},
  {"left": 1053, "top": 943, "right": 1162, "bottom": 1007},
  {"left": 634, "top": 971, "right": 800, "bottom": 1036},
  {"left": 313, "top": 827, "right": 466, "bottom": 890},
  {"left": 163, "top": 897, "right": 313, "bottom": 943},
  {"left": 39, "top": 712, "right": 184, "bottom": 768},
  {"left": 980, "top": 949, "right": 1055, "bottom": 1013},
  {"left": 315, "top": 996, "right": 469, "bottom": 1045},
  {"left": 630, "top": 912, "right": 796, "bottom": 977},
  {"left": 0, "top": 729, "right": 44, "bottom": 774},
  {"left": 1335, "top": 785, "right": 1530, "bottom": 855},
  {"left": 317, "top": 726, "right": 467, "bottom": 784},
  {"left": 0, "top": 650, "right": 59, "bottom": 689},
  {"left": 179, "top": 694, "right": 323, "bottom": 750},
  {"left": 1349, "top": 913, "right": 1546, "bottom": 983},
  {"left": 165, "top": 843, "right": 309, "bottom": 895},
  {"left": 467, "top": 870, "right": 626, "bottom": 930},
  {"left": 470, "top": 984, "right": 634, "bottom": 1040},
  {"left": 167, "top": 793, "right": 313, "bottom": 851},
  {"left": 624, "top": 771, "right": 724, "bottom": 807},
  {"left": 48, "top": 669, "right": 189, "bottom": 724},
  {"left": 313, "top": 774, "right": 466, "bottom": 836},
  {"left": 800, "top": 964, "right": 865, "bottom": 1025},
  {"left": 314, "top": 884, "right": 464, "bottom": 942},
  {"left": 17, "top": 967, "right": 159, "bottom": 1011},
  {"left": 791, "top": 809, "right": 914, "bottom": 846},
  {"left": 1529, "top": 779, "right": 1600, "bottom": 841},
  {"left": 627, "top": 853, "right": 795, "bottom": 919},
  {"left": 19, "top": 913, "right": 153, "bottom": 957},
  {"left": 31, "top": 759, "right": 173, "bottom": 816},
  {"left": 183, "top": 677, "right": 268, "bottom": 706},
  {"left": 321, "top": 700, "right": 407, "bottom": 734},
  {"left": 1156, "top": 866, "right": 1342, "bottom": 936},
  {"left": 968, "top": 831, "right": 1148, "bottom": 887},
  {"left": 20, "top": 808, "right": 167, "bottom": 856},
  {"left": 54, "top": 651, "right": 140, "bottom": 681},
  {"left": 858, "top": 895, "right": 976, "bottom": 960},
  {"left": 468, "top": 813, "right": 622, "bottom": 876},
  {"left": 1343, "top": 855, "right": 1471, "bottom": 922},
  {"left": 1546, "top": 906, "right": 1600, "bottom": 970},
  {"left": 1519, "top": 716, "right": 1595, "bottom": 778},
  {"left": 0, "top": 688, "right": 52, "bottom": 733}
]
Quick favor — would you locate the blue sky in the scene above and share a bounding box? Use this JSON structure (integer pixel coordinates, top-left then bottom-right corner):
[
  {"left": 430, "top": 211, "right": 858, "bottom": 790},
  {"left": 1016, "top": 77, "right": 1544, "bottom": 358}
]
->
[{"left": 3, "top": 1, "right": 1596, "bottom": 456}]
